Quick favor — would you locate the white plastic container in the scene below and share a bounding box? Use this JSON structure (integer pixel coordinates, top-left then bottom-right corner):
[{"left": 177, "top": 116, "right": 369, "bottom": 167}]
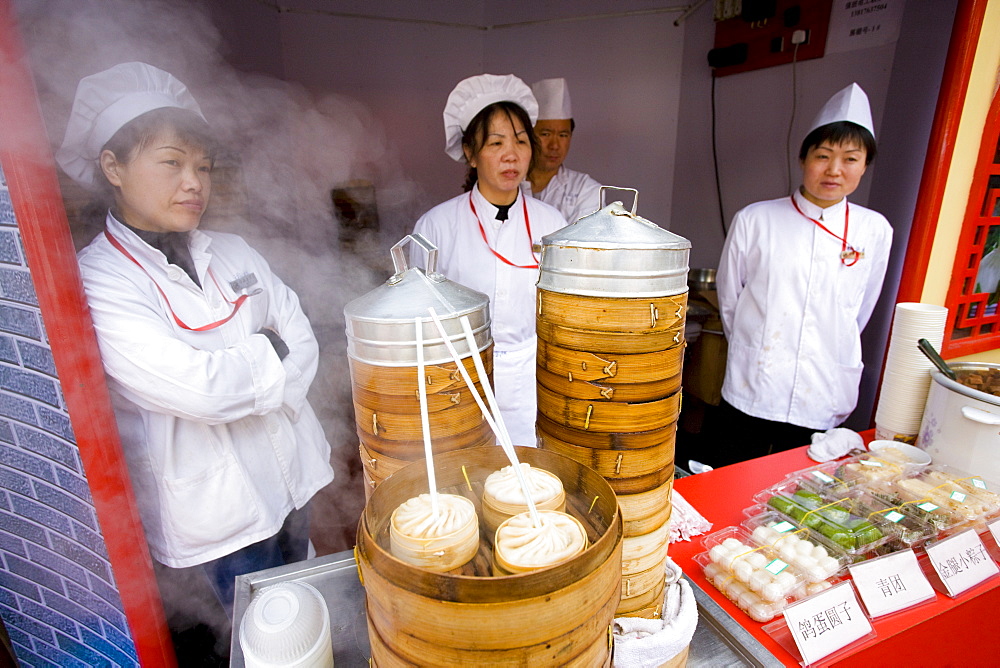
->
[{"left": 239, "top": 581, "right": 334, "bottom": 668}]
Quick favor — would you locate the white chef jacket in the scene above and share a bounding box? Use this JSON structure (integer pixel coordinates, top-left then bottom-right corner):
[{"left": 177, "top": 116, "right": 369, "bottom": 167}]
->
[
  {"left": 412, "top": 186, "right": 568, "bottom": 445},
  {"left": 717, "top": 189, "right": 892, "bottom": 431},
  {"left": 77, "top": 214, "right": 333, "bottom": 568},
  {"left": 523, "top": 165, "right": 602, "bottom": 223}
]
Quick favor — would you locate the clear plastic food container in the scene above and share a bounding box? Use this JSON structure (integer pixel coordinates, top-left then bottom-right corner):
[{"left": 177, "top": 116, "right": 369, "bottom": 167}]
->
[
  {"left": 788, "top": 452, "right": 909, "bottom": 496},
  {"left": 845, "top": 489, "right": 938, "bottom": 550},
  {"left": 753, "top": 482, "right": 892, "bottom": 557},
  {"left": 696, "top": 526, "right": 837, "bottom": 623},
  {"left": 740, "top": 510, "right": 850, "bottom": 580},
  {"left": 866, "top": 468, "right": 999, "bottom": 536}
]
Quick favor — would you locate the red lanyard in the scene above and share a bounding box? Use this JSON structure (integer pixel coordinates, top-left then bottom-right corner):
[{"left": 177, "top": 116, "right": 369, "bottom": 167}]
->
[
  {"left": 469, "top": 193, "right": 538, "bottom": 269},
  {"left": 104, "top": 229, "right": 250, "bottom": 331},
  {"left": 790, "top": 196, "right": 862, "bottom": 266}
]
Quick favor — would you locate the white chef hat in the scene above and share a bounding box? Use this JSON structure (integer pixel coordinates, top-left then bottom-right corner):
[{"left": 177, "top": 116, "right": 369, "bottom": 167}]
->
[
  {"left": 443, "top": 73, "right": 538, "bottom": 162},
  {"left": 56, "top": 62, "right": 206, "bottom": 188},
  {"left": 807, "top": 82, "right": 875, "bottom": 139},
  {"left": 532, "top": 78, "right": 572, "bottom": 121}
]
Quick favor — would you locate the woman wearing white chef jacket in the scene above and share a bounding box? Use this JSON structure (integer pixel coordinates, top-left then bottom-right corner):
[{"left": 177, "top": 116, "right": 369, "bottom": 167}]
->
[
  {"left": 713, "top": 83, "right": 892, "bottom": 467},
  {"left": 56, "top": 62, "right": 333, "bottom": 651},
  {"left": 413, "top": 74, "right": 569, "bottom": 447}
]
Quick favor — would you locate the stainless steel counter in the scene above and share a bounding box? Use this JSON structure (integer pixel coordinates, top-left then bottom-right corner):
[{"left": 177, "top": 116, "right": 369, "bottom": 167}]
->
[
  {"left": 229, "top": 550, "right": 782, "bottom": 667},
  {"left": 230, "top": 551, "right": 371, "bottom": 667}
]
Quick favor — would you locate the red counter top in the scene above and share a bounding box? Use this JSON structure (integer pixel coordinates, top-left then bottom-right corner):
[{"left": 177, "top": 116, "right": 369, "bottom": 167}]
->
[{"left": 671, "top": 446, "right": 1000, "bottom": 666}]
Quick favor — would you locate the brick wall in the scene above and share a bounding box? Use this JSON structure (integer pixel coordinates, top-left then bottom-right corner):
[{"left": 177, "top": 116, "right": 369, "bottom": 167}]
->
[{"left": 0, "top": 165, "right": 138, "bottom": 666}]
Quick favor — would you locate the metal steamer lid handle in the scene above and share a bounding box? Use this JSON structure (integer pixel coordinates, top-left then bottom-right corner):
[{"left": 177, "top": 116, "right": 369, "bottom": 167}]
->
[
  {"left": 389, "top": 233, "right": 442, "bottom": 285},
  {"left": 599, "top": 185, "right": 639, "bottom": 216}
]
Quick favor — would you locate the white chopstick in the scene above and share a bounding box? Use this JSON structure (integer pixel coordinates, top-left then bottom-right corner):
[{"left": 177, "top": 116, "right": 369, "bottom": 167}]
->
[
  {"left": 414, "top": 316, "right": 439, "bottom": 515},
  {"left": 426, "top": 307, "right": 540, "bottom": 526}
]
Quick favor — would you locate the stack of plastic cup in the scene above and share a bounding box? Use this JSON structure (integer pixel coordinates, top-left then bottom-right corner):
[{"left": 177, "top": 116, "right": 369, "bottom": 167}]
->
[
  {"left": 874, "top": 303, "right": 948, "bottom": 442},
  {"left": 239, "top": 581, "right": 334, "bottom": 668}
]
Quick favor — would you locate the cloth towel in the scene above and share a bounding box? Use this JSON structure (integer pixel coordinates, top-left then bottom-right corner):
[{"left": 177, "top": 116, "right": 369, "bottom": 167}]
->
[
  {"left": 613, "top": 558, "right": 698, "bottom": 667},
  {"left": 807, "top": 427, "right": 864, "bottom": 462}
]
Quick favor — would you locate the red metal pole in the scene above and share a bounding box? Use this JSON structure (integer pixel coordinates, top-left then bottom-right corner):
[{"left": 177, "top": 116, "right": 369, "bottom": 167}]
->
[
  {"left": 0, "top": 2, "right": 176, "bottom": 665},
  {"left": 894, "top": 0, "right": 988, "bottom": 304}
]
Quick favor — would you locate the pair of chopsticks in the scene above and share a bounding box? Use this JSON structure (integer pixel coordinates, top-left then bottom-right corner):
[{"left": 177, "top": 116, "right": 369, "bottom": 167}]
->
[{"left": 415, "top": 309, "right": 541, "bottom": 526}]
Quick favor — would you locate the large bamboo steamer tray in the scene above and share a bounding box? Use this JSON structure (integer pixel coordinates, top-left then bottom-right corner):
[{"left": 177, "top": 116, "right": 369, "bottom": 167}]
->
[
  {"left": 536, "top": 413, "right": 671, "bottom": 450},
  {"left": 351, "top": 374, "right": 489, "bottom": 413},
  {"left": 536, "top": 319, "right": 684, "bottom": 354},
  {"left": 537, "top": 339, "right": 682, "bottom": 385},
  {"left": 537, "top": 290, "right": 688, "bottom": 334},
  {"left": 349, "top": 349, "right": 492, "bottom": 396},
  {"left": 536, "top": 365, "right": 681, "bottom": 403},
  {"left": 537, "top": 384, "right": 681, "bottom": 433},
  {"left": 364, "top": 595, "right": 616, "bottom": 668},
  {"left": 356, "top": 446, "right": 621, "bottom": 667},
  {"left": 354, "top": 397, "right": 487, "bottom": 446},
  {"left": 616, "top": 478, "right": 673, "bottom": 524},
  {"left": 537, "top": 431, "right": 674, "bottom": 479},
  {"left": 621, "top": 520, "right": 671, "bottom": 576},
  {"left": 618, "top": 574, "right": 666, "bottom": 617},
  {"left": 603, "top": 465, "right": 675, "bottom": 496},
  {"left": 617, "top": 564, "right": 667, "bottom": 618},
  {"left": 359, "top": 421, "right": 495, "bottom": 460},
  {"left": 622, "top": 495, "right": 672, "bottom": 536}
]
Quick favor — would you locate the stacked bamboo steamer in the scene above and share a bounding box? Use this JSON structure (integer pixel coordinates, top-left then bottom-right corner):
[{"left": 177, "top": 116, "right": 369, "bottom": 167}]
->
[
  {"left": 535, "top": 189, "right": 691, "bottom": 618},
  {"left": 344, "top": 234, "right": 494, "bottom": 497}
]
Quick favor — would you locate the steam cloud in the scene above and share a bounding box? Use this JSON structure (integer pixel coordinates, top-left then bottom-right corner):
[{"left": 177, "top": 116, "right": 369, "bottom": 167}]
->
[{"left": 15, "top": 0, "right": 416, "bottom": 635}]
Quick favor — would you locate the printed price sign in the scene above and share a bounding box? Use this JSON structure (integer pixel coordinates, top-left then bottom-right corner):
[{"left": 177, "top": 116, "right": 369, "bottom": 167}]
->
[
  {"left": 990, "top": 517, "right": 1000, "bottom": 550},
  {"left": 925, "top": 529, "right": 999, "bottom": 597},
  {"left": 849, "top": 550, "right": 935, "bottom": 617},
  {"left": 783, "top": 581, "right": 873, "bottom": 665}
]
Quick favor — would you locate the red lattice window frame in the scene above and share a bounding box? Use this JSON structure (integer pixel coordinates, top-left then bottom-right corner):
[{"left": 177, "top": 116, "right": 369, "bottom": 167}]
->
[{"left": 942, "top": 86, "right": 1000, "bottom": 357}]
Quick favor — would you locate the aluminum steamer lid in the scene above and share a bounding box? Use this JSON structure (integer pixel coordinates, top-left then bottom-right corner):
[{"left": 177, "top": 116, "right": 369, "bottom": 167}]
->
[
  {"left": 344, "top": 234, "right": 492, "bottom": 366},
  {"left": 537, "top": 187, "right": 691, "bottom": 298}
]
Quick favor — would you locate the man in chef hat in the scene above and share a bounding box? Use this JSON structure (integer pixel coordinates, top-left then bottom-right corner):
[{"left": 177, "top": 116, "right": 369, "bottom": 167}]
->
[
  {"left": 525, "top": 77, "right": 603, "bottom": 223},
  {"left": 711, "top": 83, "right": 893, "bottom": 466}
]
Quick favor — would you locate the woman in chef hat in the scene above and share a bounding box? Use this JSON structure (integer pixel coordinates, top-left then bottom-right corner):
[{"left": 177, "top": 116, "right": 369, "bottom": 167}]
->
[
  {"left": 412, "top": 74, "right": 569, "bottom": 447},
  {"left": 712, "top": 83, "right": 893, "bottom": 466},
  {"left": 57, "top": 62, "right": 333, "bottom": 657}
]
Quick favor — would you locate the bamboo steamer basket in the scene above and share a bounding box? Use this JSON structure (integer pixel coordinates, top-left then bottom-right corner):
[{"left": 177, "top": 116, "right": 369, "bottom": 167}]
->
[
  {"left": 389, "top": 494, "right": 480, "bottom": 572},
  {"left": 481, "top": 466, "right": 567, "bottom": 533},
  {"left": 356, "top": 446, "right": 621, "bottom": 667},
  {"left": 537, "top": 384, "right": 681, "bottom": 433},
  {"left": 536, "top": 365, "right": 681, "bottom": 403},
  {"left": 345, "top": 234, "right": 494, "bottom": 487},
  {"left": 618, "top": 552, "right": 669, "bottom": 615},
  {"left": 617, "top": 478, "right": 674, "bottom": 525},
  {"left": 621, "top": 520, "right": 671, "bottom": 575},
  {"left": 537, "top": 290, "right": 688, "bottom": 335},
  {"left": 536, "top": 190, "right": 688, "bottom": 621},
  {"left": 492, "top": 510, "right": 588, "bottom": 575},
  {"left": 538, "top": 433, "right": 675, "bottom": 480},
  {"left": 536, "top": 413, "right": 671, "bottom": 450}
]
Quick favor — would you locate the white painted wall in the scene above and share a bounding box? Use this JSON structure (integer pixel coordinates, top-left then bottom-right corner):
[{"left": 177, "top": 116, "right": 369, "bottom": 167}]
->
[{"left": 204, "top": 0, "right": 960, "bottom": 428}]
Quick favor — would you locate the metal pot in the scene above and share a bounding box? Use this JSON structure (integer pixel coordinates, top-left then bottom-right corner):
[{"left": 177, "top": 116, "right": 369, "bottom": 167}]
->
[
  {"left": 344, "top": 234, "right": 491, "bottom": 366},
  {"left": 918, "top": 363, "right": 1000, "bottom": 483},
  {"left": 536, "top": 187, "right": 691, "bottom": 298},
  {"left": 687, "top": 268, "right": 717, "bottom": 293}
]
